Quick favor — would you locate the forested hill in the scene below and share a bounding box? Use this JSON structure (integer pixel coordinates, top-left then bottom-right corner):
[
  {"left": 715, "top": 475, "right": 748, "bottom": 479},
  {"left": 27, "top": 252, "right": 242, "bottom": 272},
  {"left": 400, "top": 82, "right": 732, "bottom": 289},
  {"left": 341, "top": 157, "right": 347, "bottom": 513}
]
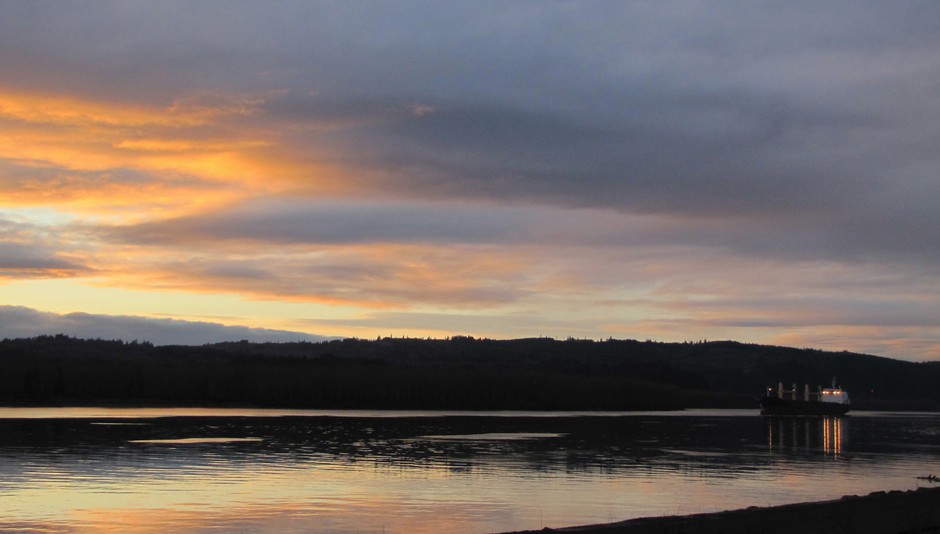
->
[{"left": 2, "top": 335, "right": 938, "bottom": 411}]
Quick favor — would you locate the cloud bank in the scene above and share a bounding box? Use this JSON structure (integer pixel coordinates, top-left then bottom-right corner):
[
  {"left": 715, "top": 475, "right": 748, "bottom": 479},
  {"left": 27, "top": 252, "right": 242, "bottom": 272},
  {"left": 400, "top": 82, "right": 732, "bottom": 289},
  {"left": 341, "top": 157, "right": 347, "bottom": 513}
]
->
[{"left": 0, "top": 306, "right": 331, "bottom": 346}]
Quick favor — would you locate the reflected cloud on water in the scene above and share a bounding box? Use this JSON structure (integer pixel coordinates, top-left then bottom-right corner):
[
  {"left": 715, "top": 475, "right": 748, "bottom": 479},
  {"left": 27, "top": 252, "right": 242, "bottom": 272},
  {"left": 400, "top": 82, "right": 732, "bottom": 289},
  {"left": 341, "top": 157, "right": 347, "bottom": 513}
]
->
[{"left": 1, "top": 411, "right": 939, "bottom": 533}]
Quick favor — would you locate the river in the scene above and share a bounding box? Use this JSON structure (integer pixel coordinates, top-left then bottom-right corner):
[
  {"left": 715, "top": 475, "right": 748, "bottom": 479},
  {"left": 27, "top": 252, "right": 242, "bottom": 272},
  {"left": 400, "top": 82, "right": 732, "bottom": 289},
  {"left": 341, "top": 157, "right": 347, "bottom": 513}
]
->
[{"left": 1, "top": 408, "right": 939, "bottom": 533}]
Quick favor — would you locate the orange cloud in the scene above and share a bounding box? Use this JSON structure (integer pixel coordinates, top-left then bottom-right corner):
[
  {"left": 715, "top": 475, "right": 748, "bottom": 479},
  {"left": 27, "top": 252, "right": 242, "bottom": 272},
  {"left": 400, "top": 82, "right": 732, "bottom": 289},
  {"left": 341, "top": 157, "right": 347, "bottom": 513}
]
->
[
  {"left": 82, "top": 242, "right": 537, "bottom": 309},
  {"left": 113, "top": 138, "right": 269, "bottom": 153},
  {"left": 0, "top": 91, "right": 202, "bottom": 128},
  {"left": 0, "top": 89, "right": 300, "bottom": 218}
]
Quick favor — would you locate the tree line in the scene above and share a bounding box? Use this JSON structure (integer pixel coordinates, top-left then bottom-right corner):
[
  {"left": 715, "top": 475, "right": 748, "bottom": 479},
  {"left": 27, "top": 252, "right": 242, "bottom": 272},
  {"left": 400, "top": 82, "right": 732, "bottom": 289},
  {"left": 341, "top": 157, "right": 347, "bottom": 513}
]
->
[{"left": 1, "top": 335, "right": 937, "bottom": 410}]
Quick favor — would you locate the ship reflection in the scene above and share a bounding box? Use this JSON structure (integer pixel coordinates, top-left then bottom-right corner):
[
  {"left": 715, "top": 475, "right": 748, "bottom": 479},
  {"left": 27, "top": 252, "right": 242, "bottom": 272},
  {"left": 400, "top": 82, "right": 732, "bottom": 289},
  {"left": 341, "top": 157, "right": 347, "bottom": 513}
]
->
[{"left": 766, "top": 416, "right": 846, "bottom": 455}]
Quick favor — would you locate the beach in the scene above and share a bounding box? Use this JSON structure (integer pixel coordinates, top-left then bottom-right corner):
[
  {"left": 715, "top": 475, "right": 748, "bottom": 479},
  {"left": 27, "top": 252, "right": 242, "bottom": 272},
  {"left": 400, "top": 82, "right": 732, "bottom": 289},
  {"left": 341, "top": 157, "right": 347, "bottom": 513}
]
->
[{"left": 506, "top": 487, "right": 940, "bottom": 534}]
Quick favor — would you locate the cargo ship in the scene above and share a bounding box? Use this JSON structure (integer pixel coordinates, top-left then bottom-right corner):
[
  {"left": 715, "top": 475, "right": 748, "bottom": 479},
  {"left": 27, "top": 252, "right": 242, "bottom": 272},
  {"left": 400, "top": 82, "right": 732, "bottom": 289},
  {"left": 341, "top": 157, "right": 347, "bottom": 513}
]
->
[{"left": 759, "top": 380, "right": 850, "bottom": 416}]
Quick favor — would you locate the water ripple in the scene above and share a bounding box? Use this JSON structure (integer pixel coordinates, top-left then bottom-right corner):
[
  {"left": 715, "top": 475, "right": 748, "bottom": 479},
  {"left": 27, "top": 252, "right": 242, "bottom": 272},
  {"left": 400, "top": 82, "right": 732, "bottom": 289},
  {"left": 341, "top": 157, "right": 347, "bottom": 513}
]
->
[{"left": 1, "top": 411, "right": 939, "bottom": 533}]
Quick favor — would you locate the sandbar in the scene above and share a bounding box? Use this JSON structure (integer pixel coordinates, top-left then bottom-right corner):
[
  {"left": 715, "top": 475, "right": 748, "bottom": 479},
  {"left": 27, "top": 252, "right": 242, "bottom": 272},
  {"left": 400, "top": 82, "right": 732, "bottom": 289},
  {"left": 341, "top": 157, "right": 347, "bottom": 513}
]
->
[{"left": 505, "top": 487, "right": 940, "bottom": 534}]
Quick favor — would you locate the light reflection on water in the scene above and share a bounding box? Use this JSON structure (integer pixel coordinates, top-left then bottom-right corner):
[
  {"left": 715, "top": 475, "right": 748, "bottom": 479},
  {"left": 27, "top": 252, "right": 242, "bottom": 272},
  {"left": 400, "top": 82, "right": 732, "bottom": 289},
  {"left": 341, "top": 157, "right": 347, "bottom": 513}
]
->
[
  {"left": 767, "top": 416, "right": 846, "bottom": 453},
  {"left": 0, "top": 410, "right": 939, "bottom": 533}
]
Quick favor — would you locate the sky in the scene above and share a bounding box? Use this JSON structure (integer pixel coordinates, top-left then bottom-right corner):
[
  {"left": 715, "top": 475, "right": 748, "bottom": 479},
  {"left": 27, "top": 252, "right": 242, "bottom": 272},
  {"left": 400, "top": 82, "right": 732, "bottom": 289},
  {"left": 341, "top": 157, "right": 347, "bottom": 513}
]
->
[{"left": 1, "top": 1, "right": 939, "bottom": 359}]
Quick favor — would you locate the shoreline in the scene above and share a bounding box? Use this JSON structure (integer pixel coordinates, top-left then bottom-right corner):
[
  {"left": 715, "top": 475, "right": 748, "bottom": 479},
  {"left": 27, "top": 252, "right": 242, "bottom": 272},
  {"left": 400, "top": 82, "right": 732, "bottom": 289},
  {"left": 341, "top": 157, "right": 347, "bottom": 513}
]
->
[{"left": 504, "top": 487, "right": 940, "bottom": 534}]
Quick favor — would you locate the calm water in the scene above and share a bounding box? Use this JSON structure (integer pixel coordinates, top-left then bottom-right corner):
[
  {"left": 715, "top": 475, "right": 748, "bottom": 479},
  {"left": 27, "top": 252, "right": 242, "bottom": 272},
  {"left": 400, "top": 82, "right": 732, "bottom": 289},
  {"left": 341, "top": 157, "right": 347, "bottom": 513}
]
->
[{"left": 1, "top": 408, "right": 939, "bottom": 533}]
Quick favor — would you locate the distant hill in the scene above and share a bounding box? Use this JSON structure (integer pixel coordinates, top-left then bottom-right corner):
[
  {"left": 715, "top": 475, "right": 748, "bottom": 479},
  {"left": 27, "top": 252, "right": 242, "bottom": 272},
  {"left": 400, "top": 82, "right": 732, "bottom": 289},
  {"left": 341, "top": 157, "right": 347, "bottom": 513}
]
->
[{"left": 1, "top": 335, "right": 937, "bottom": 410}]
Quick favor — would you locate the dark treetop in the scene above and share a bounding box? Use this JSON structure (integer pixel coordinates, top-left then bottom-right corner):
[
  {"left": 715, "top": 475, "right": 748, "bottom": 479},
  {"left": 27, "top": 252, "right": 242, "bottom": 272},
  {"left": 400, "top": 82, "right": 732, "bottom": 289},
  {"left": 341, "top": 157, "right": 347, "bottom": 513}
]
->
[{"left": 2, "top": 335, "right": 938, "bottom": 410}]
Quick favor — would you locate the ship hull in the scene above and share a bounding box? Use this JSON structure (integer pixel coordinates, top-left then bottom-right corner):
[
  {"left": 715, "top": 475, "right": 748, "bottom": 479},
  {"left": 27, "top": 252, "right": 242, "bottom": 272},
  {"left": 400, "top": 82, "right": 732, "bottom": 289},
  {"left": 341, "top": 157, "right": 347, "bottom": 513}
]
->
[{"left": 759, "top": 395, "right": 850, "bottom": 416}]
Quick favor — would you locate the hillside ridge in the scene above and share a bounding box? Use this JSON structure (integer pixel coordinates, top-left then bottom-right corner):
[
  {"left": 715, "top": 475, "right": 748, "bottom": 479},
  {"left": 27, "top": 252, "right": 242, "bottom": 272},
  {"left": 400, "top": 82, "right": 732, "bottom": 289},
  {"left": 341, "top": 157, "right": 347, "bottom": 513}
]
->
[{"left": 2, "top": 335, "right": 937, "bottom": 410}]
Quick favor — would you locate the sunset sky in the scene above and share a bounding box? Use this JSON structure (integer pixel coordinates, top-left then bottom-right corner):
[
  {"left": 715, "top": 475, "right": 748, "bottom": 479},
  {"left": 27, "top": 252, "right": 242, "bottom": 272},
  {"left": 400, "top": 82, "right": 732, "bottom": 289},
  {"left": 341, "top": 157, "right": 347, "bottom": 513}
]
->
[{"left": 1, "top": 2, "right": 939, "bottom": 360}]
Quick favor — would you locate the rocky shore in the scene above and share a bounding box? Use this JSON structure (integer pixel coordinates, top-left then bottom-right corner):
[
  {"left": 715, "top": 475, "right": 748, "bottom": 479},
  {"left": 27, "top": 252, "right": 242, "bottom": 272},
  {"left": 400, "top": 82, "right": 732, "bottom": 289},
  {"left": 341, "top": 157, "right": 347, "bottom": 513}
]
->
[{"left": 505, "top": 487, "right": 940, "bottom": 534}]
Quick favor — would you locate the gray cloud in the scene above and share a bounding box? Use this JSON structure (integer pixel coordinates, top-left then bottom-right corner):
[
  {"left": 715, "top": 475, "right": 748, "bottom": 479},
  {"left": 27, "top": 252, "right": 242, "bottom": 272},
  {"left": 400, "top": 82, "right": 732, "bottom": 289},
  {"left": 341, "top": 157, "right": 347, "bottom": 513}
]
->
[
  {"left": 110, "top": 198, "right": 520, "bottom": 246},
  {"left": 5, "top": 2, "right": 938, "bottom": 215},
  {"left": 125, "top": 250, "right": 534, "bottom": 308},
  {"left": 3, "top": 1, "right": 940, "bottom": 358},
  {"left": 0, "top": 218, "right": 91, "bottom": 278},
  {"left": 0, "top": 306, "right": 332, "bottom": 345},
  {"left": 0, "top": 243, "right": 87, "bottom": 274},
  {"left": 105, "top": 190, "right": 940, "bottom": 273}
]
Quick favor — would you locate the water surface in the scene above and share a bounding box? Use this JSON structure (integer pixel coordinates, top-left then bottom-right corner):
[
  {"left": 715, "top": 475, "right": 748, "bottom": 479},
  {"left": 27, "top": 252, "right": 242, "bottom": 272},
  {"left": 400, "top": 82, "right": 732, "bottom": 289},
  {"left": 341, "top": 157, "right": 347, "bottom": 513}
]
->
[{"left": 1, "top": 408, "right": 938, "bottom": 533}]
